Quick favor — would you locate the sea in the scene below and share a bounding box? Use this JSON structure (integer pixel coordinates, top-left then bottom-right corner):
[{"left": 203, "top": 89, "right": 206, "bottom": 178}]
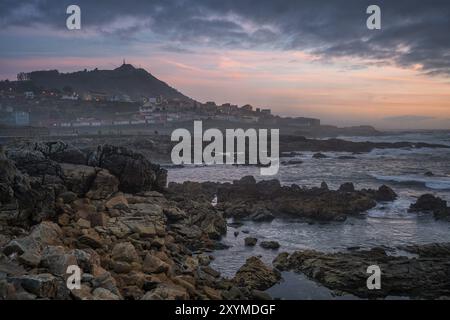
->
[{"left": 167, "top": 131, "right": 450, "bottom": 299}]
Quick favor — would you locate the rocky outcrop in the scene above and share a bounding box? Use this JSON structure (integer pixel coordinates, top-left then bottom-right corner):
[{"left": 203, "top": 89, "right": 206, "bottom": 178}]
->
[
  {"left": 214, "top": 176, "right": 396, "bottom": 222},
  {"left": 273, "top": 246, "right": 450, "bottom": 299},
  {"left": 409, "top": 194, "right": 450, "bottom": 221},
  {"left": 233, "top": 257, "right": 281, "bottom": 291},
  {"left": 88, "top": 144, "right": 167, "bottom": 193},
  {"left": 0, "top": 148, "right": 56, "bottom": 226}
]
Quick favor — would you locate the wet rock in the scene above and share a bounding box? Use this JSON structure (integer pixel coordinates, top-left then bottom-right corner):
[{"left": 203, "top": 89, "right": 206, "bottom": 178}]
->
[
  {"left": 260, "top": 241, "right": 280, "bottom": 250},
  {"left": 339, "top": 182, "right": 355, "bottom": 192},
  {"left": 313, "top": 153, "right": 328, "bottom": 159},
  {"left": 282, "top": 159, "right": 303, "bottom": 165},
  {"left": 244, "top": 237, "right": 257, "bottom": 247},
  {"left": 233, "top": 257, "right": 281, "bottom": 291},
  {"left": 12, "top": 273, "right": 59, "bottom": 298},
  {"left": 409, "top": 194, "right": 447, "bottom": 212},
  {"left": 274, "top": 246, "right": 450, "bottom": 299},
  {"left": 375, "top": 185, "right": 397, "bottom": 201}
]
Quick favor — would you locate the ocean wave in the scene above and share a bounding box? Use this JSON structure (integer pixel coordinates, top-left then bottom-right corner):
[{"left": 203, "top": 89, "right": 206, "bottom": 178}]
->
[{"left": 371, "top": 174, "right": 450, "bottom": 190}]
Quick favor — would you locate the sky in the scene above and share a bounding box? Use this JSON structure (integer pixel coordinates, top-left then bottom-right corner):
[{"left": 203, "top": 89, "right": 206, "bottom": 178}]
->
[{"left": 0, "top": 0, "right": 450, "bottom": 129}]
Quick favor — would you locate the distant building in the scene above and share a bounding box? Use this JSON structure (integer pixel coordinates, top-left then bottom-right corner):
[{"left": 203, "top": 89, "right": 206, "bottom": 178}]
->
[
  {"left": 261, "top": 109, "right": 271, "bottom": 115},
  {"left": 241, "top": 104, "right": 253, "bottom": 112},
  {"left": 61, "top": 93, "right": 79, "bottom": 100},
  {"left": 83, "top": 91, "right": 109, "bottom": 101},
  {"left": 14, "top": 111, "right": 30, "bottom": 126},
  {"left": 24, "top": 91, "right": 35, "bottom": 99}
]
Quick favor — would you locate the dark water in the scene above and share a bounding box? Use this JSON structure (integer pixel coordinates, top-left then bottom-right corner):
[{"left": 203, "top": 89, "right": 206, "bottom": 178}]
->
[{"left": 167, "top": 132, "right": 450, "bottom": 299}]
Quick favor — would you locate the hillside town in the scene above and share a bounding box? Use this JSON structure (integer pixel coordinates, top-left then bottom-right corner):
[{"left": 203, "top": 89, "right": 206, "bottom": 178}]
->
[{"left": 0, "top": 67, "right": 320, "bottom": 136}]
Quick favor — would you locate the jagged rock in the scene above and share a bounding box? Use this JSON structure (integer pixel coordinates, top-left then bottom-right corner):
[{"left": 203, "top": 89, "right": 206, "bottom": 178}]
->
[
  {"left": 244, "top": 237, "right": 257, "bottom": 246},
  {"left": 6, "top": 148, "right": 62, "bottom": 178},
  {"left": 77, "top": 233, "right": 104, "bottom": 249},
  {"left": 273, "top": 246, "right": 450, "bottom": 299},
  {"left": 0, "top": 150, "right": 55, "bottom": 226},
  {"left": 40, "top": 246, "right": 77, "bottom": 276},
  {"left": 375, "top": 185, "right": 397, "bottom": 201},
  {"left": 60, "top": 164, "right": 98, "bottom": 196},
  {"left": 89, "top": 212, "right": 108, "bottom": 227},
  {"left": 260, "top": 241, "right": 280, "bottom": 250},
  {"left": 3, "top": 221, "right": 62, "bottom": 256},
  {"left": 86, "top": 169, "right": 119, "bottom": 200},
  {"left": 88, "top": 144, "right": 167, "bottom": 193},
  {"left": 313, "top": 152, "right": 328, "bottom": 159},
  {"left": 339, "top": 182, "right": 355, "bottom": 192},
  {"left": 142, "top": 253, "right": 170, "bottom": 274},
  {"left": 105, "top": 194, "right": 129, "bottom": 210},
  {"left": 409, "top": 194, "right": 450, "bottom": 221},
  {"left": 409, "top": 194, "right": 447, "bottom": 212},
  {"left": 112, "top": 242, "right": 140, "bottom": 263},
  {"left": 11, "top": 273, "right": 59, "bottom": 298},
  {"left": 233, "top": 257, "right": 281, "bottom": 291},
  {"left": 33, "top": 141, "right": 87, "bottom": 165}
]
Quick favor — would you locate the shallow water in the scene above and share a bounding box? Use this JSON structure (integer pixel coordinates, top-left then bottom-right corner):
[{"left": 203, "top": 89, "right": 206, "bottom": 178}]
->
[{"left": 167, "top": 133, "right": 450, "bottom": 298}]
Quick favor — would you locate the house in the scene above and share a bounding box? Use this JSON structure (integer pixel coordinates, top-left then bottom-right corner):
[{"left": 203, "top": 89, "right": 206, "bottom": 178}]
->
[
  {"left": 24, "top": 91, "right": 35, "bottom": 99},
  {"left": 83, "top": 91, "right": 109, "bottom": 101}
]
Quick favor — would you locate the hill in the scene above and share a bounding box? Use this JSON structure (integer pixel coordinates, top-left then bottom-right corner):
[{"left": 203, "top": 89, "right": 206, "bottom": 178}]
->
[{"left": 23, "top": 63, "right": 191, "bottom": 101}]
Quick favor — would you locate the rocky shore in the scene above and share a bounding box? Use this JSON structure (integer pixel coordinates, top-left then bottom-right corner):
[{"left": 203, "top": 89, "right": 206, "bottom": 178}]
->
[
  {"left": 1, "top": 140, "right": 449, "bottom": 300},
  {"left": 273, "top": 243, "right": 450, "bottom": 299},
  {"left": 0, "top": 141, "right": 278, "bottom": 300},
  {"left": 169, "top": 176, "right": 397, "bottom": 222}
]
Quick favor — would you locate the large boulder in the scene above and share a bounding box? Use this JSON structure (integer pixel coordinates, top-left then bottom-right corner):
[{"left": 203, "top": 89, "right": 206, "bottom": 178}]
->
[
  {"left": 6, "top": 149, "right": 62, "bottom": 178},
  {"left": 233, "top": 257, "right": 281, "bottom": 290},
  {"left": 33, "top": 141, "right": 87, "bottom": 165},
  {"left": 409, "top": 194, "right": 447, "bottom": 212},
  {"left": 88, "top": 145, "right": 167, "bottom": 193},
  {"left": 60, "top": 164, "right": 98, "bottom": 196}
]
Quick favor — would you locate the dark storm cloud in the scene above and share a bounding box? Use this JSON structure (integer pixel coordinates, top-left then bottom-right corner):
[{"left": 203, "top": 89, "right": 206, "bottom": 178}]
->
[{"left": 1, "top": 0, "right": 450, "bottom": 75}]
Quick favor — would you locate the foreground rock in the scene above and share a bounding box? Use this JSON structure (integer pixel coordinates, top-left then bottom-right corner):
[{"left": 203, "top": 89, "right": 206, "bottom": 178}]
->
[
  {"left": 0, "top": 142, "right": 256, "bottom": 300},
  {"left": 273, "top": 245, "right": 450, "bottom": 299},
  {"left": 233, "top": 257, "right": 281, "bottom": 291}
]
